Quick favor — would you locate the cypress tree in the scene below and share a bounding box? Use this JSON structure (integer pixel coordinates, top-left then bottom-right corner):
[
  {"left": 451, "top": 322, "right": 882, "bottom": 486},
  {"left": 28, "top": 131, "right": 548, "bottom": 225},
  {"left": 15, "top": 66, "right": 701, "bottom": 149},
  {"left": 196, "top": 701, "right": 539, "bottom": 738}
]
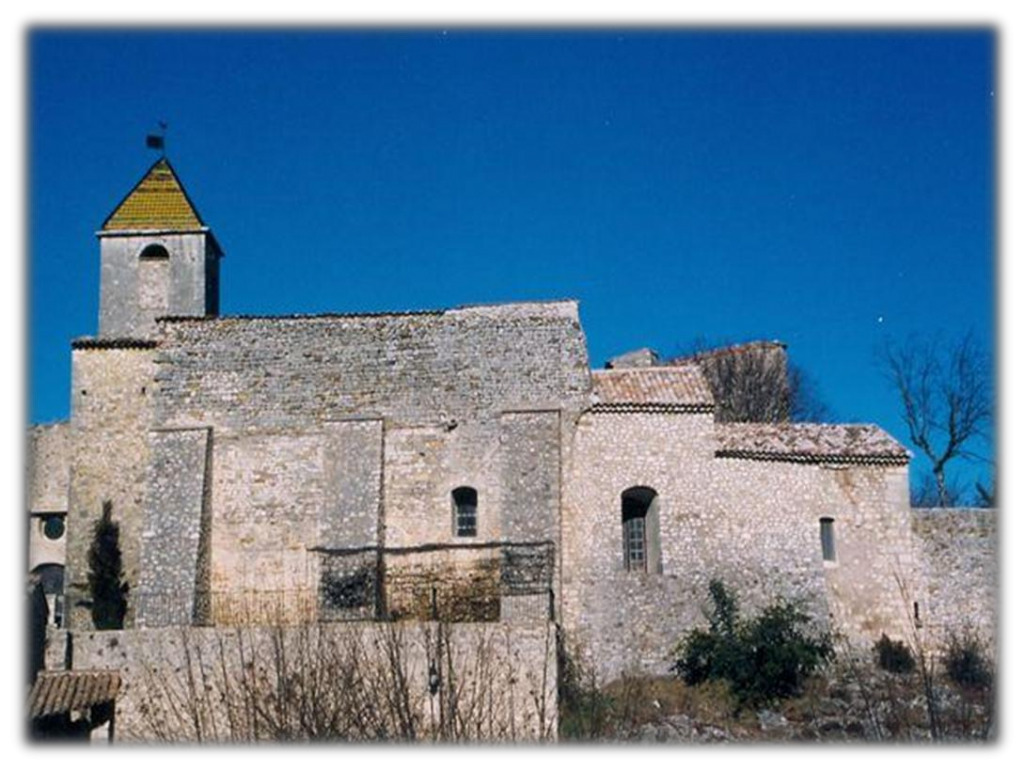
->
[{"left": 87, "top": 501, "right": 128, "bottom": 629}]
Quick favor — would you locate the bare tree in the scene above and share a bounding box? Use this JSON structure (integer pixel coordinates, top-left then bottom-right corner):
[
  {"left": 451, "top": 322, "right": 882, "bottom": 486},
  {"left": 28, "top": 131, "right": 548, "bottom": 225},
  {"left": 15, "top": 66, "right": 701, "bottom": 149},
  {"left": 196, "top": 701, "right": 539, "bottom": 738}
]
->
[
  {"left": 674, "top": 338, "right": 830, "bottom": 424},
  {"left": 974, "top": 478, "right": 996, "bottom": 508},
  {"left": 878, "top": 333, "right": 992, "bottom": 508},
  {"left": 911, "top": 473, "right": 968, "bottom": 509},
  {"left": 787, "top": 364, "right": 831, "bottom": 423},
  {"left": 130, "top": 621, "right": 557, "bottom": 743}
]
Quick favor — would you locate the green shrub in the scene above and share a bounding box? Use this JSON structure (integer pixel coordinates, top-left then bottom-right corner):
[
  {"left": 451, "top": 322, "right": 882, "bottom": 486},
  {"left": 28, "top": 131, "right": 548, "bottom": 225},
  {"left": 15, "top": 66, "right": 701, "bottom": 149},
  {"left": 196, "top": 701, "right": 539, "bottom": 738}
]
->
[
  {"left": 874, "top": 634, "right": 915, "bottom": 674},
  {"left": 671, "top": 580, "right": 833, "bottom": 707},
  {"left": 942, "top": 628, "right": 993, "bottom": 691}
]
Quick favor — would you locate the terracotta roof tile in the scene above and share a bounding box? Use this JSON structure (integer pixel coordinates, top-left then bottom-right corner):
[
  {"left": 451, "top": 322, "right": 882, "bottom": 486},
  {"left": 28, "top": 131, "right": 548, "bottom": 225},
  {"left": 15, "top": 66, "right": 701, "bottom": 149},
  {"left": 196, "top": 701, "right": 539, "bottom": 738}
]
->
[
  {"left": 715, "top": 423, "right": 909, "bottom": 464},
  {"left": 102, "top": 158, "right": 204, "bottom": 231},
  {"left": 28, "top": 670, "right": 121, "bottom": 719},
  {"left": 591, "top": 366, "right": 714, "bottom": 411}
]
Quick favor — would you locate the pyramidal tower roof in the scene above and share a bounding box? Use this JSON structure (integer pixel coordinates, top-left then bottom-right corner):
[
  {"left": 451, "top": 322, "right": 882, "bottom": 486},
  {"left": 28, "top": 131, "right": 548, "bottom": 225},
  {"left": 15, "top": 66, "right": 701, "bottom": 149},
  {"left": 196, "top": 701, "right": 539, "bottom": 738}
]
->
[{"left": 101, "top": 157, "right": 206, "bottom": 232}]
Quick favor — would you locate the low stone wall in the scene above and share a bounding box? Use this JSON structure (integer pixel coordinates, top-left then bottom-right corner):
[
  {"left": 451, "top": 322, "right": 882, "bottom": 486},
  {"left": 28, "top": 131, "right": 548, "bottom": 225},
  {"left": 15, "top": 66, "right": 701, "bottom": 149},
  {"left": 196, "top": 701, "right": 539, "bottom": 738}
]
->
[
  {"left": 912, "top": 508, "right": 997, "bottom": 648},
  {"left": 70, "top": 621, "right": 558, "bottom": 743}
]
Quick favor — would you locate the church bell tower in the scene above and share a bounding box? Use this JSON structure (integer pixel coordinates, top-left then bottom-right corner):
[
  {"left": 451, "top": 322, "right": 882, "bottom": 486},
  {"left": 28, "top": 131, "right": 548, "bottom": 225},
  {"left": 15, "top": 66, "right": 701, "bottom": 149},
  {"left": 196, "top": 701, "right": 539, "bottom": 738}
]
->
[{"left": 96, "top": 157, "right": 222, "bottom": 338}]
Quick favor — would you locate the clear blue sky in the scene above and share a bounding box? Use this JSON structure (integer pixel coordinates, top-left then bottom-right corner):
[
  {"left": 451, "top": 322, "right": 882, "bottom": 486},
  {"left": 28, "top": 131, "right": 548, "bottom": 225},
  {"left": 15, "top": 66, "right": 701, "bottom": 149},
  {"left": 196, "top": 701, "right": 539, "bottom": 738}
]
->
[{"left": 28, "top": 28, "right": 995, "bottom": 493}]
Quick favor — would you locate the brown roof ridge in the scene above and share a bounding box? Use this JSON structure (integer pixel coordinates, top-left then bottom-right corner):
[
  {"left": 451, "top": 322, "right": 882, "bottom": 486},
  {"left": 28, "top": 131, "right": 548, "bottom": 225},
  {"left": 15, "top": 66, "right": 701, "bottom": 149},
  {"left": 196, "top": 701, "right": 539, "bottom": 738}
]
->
[
  {"left": 594, "top": 362, "right": 703, "bottom": 374},
  {"left": 668, "top": 339, "right": 787, "bottom": 364}
]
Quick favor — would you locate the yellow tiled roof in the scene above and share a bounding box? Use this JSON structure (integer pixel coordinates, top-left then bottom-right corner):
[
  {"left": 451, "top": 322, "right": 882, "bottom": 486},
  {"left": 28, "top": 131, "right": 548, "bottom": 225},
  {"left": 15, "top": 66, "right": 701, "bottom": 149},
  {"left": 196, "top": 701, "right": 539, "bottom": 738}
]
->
[{"left": 102, "top": 158, "right": 205, "bottom": 231}]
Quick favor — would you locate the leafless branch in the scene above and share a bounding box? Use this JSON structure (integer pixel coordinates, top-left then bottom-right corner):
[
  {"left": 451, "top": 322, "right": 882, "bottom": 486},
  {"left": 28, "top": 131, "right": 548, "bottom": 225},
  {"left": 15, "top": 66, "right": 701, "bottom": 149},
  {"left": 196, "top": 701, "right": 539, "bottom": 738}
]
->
[{"left": 878, "top": 332, "right": 992, "bottom": 507}]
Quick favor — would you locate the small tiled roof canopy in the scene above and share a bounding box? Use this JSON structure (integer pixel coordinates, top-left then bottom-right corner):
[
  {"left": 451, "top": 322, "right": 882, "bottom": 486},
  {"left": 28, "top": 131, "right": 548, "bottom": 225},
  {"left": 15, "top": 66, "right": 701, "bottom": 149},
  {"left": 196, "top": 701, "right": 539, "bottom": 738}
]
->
[
  {"left": 590, "top": 366, "right": 714, "bottom": 413},
  {"left": 715, "top": 423, "right": 910, "bottom": 465},
  {"left": 28, "top": 670, "right": 121, "bottom": 720},
  {"left": 102, "top": 158, "right": 205, "bottom": 231}
]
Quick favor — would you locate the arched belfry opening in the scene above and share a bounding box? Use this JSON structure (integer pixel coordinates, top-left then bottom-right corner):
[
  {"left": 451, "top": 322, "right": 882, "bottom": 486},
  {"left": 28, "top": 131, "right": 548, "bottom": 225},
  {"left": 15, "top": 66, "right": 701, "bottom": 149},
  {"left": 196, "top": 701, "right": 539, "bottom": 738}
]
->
[
  {"left": 139, "top": 243, "right": 170, "bottom": 260},
  {"left": 621, "top": 486, "right": 661, "bottom": 574}
]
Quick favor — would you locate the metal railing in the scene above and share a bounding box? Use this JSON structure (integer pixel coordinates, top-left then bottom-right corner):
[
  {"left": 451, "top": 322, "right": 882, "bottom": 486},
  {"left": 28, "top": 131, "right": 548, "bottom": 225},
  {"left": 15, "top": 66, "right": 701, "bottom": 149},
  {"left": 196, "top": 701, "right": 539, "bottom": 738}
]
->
[{"left": 133, "top": 540, "right": 556, "bottom": 628}]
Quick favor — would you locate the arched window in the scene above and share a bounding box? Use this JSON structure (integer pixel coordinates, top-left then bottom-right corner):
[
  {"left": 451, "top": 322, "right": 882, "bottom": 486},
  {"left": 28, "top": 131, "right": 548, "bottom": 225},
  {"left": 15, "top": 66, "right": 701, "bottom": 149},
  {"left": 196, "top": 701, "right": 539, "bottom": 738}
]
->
[
  {"left": 139, "top": 243, "right": 170, "bottom": 260},
  {"left": 621, "top": 486, "right": 660, "bottom": 573},
  {"left": 452, "top": 487, "right": 478, "bottom": 537},
  {"left": 819, "top": 517, "right": 836, "bottom": 562}
]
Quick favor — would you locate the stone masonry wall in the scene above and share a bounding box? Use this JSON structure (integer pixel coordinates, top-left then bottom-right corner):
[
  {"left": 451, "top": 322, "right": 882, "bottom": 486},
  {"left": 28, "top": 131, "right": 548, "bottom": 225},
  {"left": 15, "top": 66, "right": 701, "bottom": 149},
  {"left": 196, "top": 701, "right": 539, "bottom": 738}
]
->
[
  {"left": 136, "top": 428, "right": 210, "bottom": 627},
  {"left": 711, "top": 458, "right": 914, "bottom": 646},
  {"left": 151, "top": 301, "right": 591, "bottom": 431},
  {"left": 70, "top": 622, "right": 559, "bottom": 742},
  {"left": 65, "top": 347, "right": 155, "bottom": 631},
  {"left": 814, "top": 462, "right": 915, "bottom": 644},
  {"left": 912, "top": 508, "right": 997, "bottom": 648},
  {"left": 562, "top": 410, "right": 732, "bottom": 681},
  {"left": 500, "top": 411, "right": 561, "bottom": 544},
  {"left": 562, "top": 410, "right": 914, "bottom": 683},
  {"left": 206, "top": 430, "right": 324, "bottom": 624},
  {"left": 134, "top": 302, "right": 588, "bottom": 625},
  {"left": 317, "top": 419, "right": 384, "bottom": 620}
]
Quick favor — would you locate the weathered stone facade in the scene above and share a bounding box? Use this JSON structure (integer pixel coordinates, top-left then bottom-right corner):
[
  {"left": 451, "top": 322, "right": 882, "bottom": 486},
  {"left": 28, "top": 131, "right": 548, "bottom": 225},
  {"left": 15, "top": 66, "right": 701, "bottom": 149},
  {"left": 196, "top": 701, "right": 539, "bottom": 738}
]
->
[
  {"left": 62, "top": 343, "right": 156, "bottom": 630},
  {"left": 911, "top": 508, "right": 997, "bottom": 646},
  {"left": 27, "top": 157, "right": 996, "bottom": 738}
]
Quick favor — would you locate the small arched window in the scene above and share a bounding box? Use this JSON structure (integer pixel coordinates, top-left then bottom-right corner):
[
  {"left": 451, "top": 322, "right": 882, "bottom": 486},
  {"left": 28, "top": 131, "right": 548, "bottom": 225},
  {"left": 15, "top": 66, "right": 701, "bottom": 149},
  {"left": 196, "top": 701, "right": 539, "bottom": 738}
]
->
[
  {"left": 621, "top": 486, "right": 660, "bottom": 573},
  {"left": 452, "top": 487, "right": 478, "bottom": 537},
  {"left": 139, "top": 243, "right": 170, "bottom": 260}
]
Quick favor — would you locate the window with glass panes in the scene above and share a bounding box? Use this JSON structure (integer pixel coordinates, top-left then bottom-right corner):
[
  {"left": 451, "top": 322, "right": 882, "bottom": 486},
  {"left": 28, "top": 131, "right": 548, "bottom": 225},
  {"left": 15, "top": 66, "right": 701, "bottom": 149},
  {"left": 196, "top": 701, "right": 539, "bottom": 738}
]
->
[
  {"left": 452, "top": 487, "right": 478, "bottom": 537},
  {"left": 623, "top": 514, "right": 646, "bottom": 571}
]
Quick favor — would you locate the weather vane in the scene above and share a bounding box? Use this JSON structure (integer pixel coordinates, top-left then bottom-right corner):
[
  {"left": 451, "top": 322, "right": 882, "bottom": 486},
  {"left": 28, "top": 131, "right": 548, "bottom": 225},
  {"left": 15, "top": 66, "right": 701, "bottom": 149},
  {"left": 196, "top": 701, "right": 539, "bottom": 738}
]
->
[{"left": 145, "top": 120, "right": 168, "bottom": 157}]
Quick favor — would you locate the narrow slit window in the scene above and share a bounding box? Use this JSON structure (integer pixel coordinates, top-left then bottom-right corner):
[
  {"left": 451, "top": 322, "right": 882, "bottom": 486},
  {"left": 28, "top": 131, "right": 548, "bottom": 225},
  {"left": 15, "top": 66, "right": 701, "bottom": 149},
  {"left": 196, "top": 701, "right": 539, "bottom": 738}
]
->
[
  {"left": 452, "top": 487, "right": 477, "bottom": 538},
  {"left": 820, "top": 517, "right": 836, "bottom": 562}
]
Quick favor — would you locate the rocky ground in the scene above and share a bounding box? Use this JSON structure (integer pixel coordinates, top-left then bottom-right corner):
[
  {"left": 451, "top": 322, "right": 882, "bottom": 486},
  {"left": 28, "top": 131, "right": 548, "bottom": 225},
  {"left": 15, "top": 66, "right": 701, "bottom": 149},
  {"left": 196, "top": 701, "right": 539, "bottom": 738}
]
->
[{"left": 564, "top": 665, "right": 995, "bottom": 744}]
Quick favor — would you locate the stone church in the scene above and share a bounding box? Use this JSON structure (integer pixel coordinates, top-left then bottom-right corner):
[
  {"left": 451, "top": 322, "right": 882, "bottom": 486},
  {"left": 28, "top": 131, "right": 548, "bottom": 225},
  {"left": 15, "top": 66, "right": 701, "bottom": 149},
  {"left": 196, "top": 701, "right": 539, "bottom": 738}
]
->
[{"left": 28, "top": 157, "right": 994, "bottom": 700}]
